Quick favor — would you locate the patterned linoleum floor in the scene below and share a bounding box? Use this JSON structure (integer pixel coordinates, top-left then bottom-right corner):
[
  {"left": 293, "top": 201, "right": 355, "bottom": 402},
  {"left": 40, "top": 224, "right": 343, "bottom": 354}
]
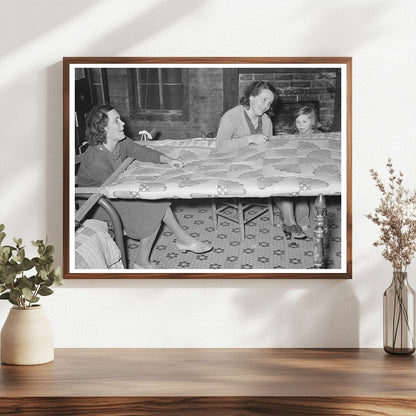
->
[{"left": 127, "top": 196, "right": 342, "bottom": 270}]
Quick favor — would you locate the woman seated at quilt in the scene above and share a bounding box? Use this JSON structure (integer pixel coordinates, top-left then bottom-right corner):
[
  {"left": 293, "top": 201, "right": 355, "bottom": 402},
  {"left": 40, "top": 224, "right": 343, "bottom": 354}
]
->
[
  {"left": 77, "top": 105, "right": 212, "bottom": 269},
  {"left": 215, "top": 81, "right": 307, "bottom": 239}
]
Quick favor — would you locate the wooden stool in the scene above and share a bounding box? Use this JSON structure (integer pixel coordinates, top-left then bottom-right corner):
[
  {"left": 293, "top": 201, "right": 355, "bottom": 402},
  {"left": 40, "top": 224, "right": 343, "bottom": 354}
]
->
[{"left": 211, "top": 197, "right": 274, "bottom": 240}]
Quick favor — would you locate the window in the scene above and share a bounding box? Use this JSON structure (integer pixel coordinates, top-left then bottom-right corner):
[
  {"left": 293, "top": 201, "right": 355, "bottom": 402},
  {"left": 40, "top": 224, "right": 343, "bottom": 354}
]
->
[{"left": 129, "top": 68, "right": 189, "bottom": 119}]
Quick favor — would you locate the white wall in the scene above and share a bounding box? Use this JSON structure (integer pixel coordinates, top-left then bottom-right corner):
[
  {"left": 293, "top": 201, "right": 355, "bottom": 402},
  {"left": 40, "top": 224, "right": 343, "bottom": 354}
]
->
[{"left": 1, "top": 0, "right": 415, "bottom": 347}]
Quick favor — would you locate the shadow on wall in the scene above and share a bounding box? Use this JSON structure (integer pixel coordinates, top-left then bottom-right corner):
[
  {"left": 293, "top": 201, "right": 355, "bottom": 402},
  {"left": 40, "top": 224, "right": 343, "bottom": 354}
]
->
[
  {"left": 56, "top": 278, "right": 359, "bottom": 348},
  {"left": 82, "top": 0, "right": 204, "bottom": 56},
  {"left": 1, "top": 0, "right": 101, "bottom": 56},
  {"left": 289, "top": 0, "right": 393, "bottom": 51},
  {"left": 2, "top": 0, "right": 204, "bottom": 56},
  {"left": 233, "top": 280, "right": 359, "bottom": 347}
]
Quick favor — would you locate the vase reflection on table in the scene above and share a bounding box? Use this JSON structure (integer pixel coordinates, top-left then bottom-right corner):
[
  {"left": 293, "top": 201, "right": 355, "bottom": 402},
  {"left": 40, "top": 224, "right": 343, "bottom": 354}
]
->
[{"left": 383, "top": 271, "right": 415, "bottom": 355}]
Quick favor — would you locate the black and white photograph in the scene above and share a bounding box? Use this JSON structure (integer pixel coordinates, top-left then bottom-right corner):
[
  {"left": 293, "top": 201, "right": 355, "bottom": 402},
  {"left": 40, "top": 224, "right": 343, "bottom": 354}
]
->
[{"left": 63, "top": 58, "right": 352, "bottom": 278}]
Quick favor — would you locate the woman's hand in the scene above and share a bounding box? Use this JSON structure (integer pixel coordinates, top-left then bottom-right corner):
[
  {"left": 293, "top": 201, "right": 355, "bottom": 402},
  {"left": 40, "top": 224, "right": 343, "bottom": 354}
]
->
[
  {"left": 160, "top": 155, "right": 185, "bottom": 169},
  {"left": 169, "top": 159, "right": 185, "bottom": 169},
  {"left": 248, "top": 134, "right": 269, "bottom": 146}
]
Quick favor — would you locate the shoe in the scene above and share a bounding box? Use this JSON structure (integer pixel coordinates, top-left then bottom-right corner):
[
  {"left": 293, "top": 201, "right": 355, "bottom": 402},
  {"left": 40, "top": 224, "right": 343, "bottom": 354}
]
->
[
  {"left": 292, "top": 224, "right": 307, "bottom": 239},
  {"left": 176, "top": 239, "right": 213, "bottom": 254},
  {"left": 282, "top": 224, "right": 306, "bottom": 240},
  {"left": 282, "top": 224, "right": 292, "bottom": 240}
]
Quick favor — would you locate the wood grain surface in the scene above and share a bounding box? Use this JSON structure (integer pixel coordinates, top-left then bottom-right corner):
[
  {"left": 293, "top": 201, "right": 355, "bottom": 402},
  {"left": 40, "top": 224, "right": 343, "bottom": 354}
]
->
[{"left": 1, "top": 348, "right": 414, "bottom": 415}]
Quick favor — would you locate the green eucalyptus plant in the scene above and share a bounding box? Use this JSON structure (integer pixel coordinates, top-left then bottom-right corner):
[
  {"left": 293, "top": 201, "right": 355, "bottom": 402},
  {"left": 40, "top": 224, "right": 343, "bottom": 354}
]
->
[{"left": 0, "top": 224, "right": 62, "bottom": 309}]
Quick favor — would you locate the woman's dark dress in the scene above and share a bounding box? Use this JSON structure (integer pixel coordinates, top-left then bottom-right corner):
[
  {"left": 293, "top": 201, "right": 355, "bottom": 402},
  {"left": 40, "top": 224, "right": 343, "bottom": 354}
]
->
[{"left": 77, "top": 137, "right": 171, "bottom": 239}]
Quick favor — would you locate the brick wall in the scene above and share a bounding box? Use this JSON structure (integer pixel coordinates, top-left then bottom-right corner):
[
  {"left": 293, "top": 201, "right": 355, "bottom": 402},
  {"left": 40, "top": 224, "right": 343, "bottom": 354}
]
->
[{"left": 239, "top": 69, "right": 339, "bottom": 132}]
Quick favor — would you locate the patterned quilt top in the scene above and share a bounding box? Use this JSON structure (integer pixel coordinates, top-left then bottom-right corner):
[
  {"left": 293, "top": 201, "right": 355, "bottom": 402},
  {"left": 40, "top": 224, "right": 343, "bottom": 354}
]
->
[{"left": 102, "top": 133, "right": 342, "bottom": 200}]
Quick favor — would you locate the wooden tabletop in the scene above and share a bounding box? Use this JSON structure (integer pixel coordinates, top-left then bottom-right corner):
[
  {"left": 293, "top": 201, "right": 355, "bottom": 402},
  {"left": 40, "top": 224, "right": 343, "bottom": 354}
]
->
[{"left": 1, "top": 348, "right": 415, "bottom": 415}]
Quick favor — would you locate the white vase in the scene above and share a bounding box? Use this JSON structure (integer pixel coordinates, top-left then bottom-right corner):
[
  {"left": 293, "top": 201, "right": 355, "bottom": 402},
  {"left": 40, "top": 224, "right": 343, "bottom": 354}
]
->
[{"left": 1, "top": 305, "right": 54, "bottom": 365}]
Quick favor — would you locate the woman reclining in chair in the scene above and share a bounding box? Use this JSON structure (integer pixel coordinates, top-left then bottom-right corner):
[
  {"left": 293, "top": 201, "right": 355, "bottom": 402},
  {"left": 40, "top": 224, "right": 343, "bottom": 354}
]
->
[{"left": 77, "top": 105, "right": 212, "bottom": 269}]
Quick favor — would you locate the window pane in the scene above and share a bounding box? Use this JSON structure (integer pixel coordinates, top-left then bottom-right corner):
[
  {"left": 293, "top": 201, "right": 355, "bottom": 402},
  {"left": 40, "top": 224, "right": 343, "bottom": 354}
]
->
[
  {"left": 163, "top": 85, "right": 183, "bottom": 110},
  {"left": 138, "top": 68, "right": 159, "bottom": 83},
  {"left": 162, "top": 68, "right": 182, "bottom": 83},
  {"left": 140, "top": 85, "right": 160, "bottom": 110}
]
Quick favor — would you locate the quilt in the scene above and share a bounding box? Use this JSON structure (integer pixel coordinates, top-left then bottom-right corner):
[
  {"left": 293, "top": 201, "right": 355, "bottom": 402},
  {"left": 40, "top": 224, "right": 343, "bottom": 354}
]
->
[{"left": 101, "top": 133, "right": 342, "bottom": 200}]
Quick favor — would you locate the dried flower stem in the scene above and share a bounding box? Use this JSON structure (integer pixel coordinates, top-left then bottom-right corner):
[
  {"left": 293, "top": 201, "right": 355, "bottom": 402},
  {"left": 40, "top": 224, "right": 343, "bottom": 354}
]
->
[{"left": 366, "top": 159, "right": 416, "bottom": 271}]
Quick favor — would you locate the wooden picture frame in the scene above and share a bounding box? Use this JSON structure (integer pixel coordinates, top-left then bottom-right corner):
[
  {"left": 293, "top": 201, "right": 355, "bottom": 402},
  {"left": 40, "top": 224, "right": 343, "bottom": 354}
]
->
[{"left": 63, "top": 57, "right": 352, "bottom": 279}]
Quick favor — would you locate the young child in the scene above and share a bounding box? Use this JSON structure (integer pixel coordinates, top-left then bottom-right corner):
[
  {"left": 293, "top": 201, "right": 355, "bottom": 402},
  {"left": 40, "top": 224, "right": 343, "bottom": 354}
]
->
[
  {"left": 289, "top": 106, "right": 321, "bottom": 231},
  {"left": 294, "top": 106, "right": 321, "bottom": 135},
  {"left": 276, "top": 107, "right": 322, "bottom": 238}
]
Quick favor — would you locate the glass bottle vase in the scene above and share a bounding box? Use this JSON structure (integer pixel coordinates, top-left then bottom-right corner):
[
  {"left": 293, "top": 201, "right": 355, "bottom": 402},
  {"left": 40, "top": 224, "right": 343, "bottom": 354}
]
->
[{"left": 383, "top": 271, "right": 416, "bottom": 355}]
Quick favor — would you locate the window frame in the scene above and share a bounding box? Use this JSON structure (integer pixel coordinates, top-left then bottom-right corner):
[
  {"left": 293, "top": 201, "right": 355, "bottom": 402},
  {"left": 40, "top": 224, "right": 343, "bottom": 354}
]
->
[{"left": 127, "top": 68, "right": 189, "bottom": 121}]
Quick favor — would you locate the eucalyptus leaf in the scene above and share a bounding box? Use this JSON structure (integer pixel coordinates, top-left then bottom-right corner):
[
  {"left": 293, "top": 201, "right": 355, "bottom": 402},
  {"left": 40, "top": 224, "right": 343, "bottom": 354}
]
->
[
  {"left": 52, "top": 267, "right": 63, "bottom": 285},
  {"left": 0, "top": 246, "right": 10, "bottom": 254},
  {"left": 9, "top": 288, "right": 21, "bottom": 301},
  {"left": 9, "top": 297, "right": 18, "bottom": 306},
  {"left": 20, "top": 258, "right": 34, "bottom": 271},
  {"left": 1, "top": 271, "right": 17, "bottom": 285},
  {"left": 43, "top": 255, "right": 54, "bottom": 265},
  {"left": 34, "top": 274, "right": 44, "bottom": 285},
  {"left": 8, "top": 263, "right": 20, "bottom": 274},
  {"left": 22, "top": 287, "right": 34, "bottom": 300},
  {"left": 17, "top": 276, "right": 35, "bottom": 290},
  {"left": 0, "top": 248, "right": 7, "bottom": 257},
  {"left": 17, "top": 248, "right": 25, "bottom": 263},
  {"left": 0, "top": 246, "right": 11, "bottom": 265},
  {"left": 41, "top": 277, "right": 53, "bottom": 287},
  {"left": 0, "top": 254, "right": 9, "bottom": 266},
  {"left": 13, "top": 237, "right": 22, "bottom": 248},
  {"left": 38, "top": 287, "right": 54, "bottom": 296},
  {"left": 39, "top": 269, "right": 48, "bottom": 281},
  {"left": 45, "top": 245, "right": 55, "bottom": 256}
]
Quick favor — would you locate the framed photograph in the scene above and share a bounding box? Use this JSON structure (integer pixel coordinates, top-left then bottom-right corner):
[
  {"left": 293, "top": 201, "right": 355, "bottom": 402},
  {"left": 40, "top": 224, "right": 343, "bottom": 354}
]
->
[{"left": 63, "top": 57, "right": 352, "bottom": 279}]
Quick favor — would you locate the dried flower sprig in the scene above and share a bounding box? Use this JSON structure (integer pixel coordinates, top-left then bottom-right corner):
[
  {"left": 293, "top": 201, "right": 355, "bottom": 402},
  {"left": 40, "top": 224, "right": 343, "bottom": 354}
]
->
[{"left": 366, "top": 159, "right": 416, "bottom": 272}]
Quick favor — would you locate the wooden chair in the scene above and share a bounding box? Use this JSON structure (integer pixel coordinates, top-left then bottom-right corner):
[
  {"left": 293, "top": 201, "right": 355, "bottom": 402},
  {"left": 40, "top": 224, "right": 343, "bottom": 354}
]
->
[
  {"left": 75, "top": 153, "right": 128, "bottom": 268},
  {"left": 75, "top": 194, "right": 127, "bottom": 268}
]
